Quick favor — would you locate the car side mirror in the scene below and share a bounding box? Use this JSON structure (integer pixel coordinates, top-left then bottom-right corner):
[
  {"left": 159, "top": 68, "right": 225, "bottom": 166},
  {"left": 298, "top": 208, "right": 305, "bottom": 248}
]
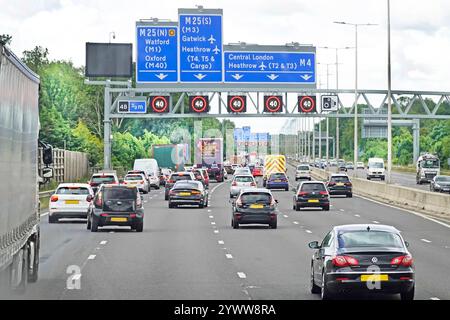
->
[
  {"left": 275, "top": 199, "right": 279, "bottom": 203},
  {"left": 86, "top": 195, "right": 93, "bottom": 202},
  {"left": 308, "top": 241, "right": 320, "bottom": 249},
  {"left": 404, "top": 241, "right": 410, "bottom": 248}
]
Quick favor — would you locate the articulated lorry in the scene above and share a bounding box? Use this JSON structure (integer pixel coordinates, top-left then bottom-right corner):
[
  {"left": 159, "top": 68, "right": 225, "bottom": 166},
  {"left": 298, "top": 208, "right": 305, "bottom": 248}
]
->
[
  {"left": 195, "top": 138, "right": 224, "bottom": 182},
  {"left": 0, "top": 44, "right": 53, "bottom": 294},
  {"left": 416, "top": 153, "right": 440, "bottom": 184}
]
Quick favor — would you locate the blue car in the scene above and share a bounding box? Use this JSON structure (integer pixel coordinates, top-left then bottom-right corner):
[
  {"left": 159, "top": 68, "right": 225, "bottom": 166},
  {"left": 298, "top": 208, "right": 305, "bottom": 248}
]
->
[{"left": 266, "top": 172, "right": 289, "bottom": 191}]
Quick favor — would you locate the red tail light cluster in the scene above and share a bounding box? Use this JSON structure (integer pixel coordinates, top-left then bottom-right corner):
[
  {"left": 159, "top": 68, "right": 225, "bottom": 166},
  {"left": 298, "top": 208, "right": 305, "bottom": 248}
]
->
[
  {"left": 232, "top": 181, "right": 237, "bottom": 186},
  {"left": 319, "top": 191, "right": 328, "bottom": 195},
  {"left": 328, "top": 182, "right": 336, "bottom": 186},
  {"left": 391, "top": 255, "right": 413, "bottom": 267},
  {"left": 345, "top": 182, "right": 352, "bottom": 186},
  {"left": 50, "top": 195, "right": 59, "bottom": 202},
  {"left": 332, "top": 255, "right": 359, "bottom": 267},
  {"left": 298, "top": 191, "right": 308, "bottom": 196},
  {"left": 250, "top": 182, "right": 256, "bottom": 186}
]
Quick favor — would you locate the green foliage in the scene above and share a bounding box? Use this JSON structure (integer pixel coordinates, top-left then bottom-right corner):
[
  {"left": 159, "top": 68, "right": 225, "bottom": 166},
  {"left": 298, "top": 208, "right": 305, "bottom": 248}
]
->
[
  {"left": 72, "top": 121, "right": 103, "bottom": 167},
  {"left": 22, "top": 46, "right": 49, "bottom": 73},
  {"left": 0, "top": 34, "right": 12, "bottom": 46}
]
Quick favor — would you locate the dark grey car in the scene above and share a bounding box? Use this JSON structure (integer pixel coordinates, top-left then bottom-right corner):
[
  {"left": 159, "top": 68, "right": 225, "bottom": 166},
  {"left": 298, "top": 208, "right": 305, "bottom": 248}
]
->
[{"left": 430, "top": 175, "right": 450, "bottom": 193}]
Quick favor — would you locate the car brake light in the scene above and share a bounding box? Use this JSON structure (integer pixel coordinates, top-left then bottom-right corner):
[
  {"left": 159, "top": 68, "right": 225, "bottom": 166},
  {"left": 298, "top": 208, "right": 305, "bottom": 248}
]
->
[
  {"left": 168, "top": 180, "right": 174, "bottom": 184},
  {"left": 191, "top": 190, "right": 201, "bottom": 195},
  {"left": 95, "top": 193, "right": 102, "bottom": 207},
  {"left": 345, "top": 182, "right": 352, "bottom": 186},
  {"left": 50, "top": 195, "right": 58, "bottom": 202},
  {"left": 391, "top": 255, "right": 413, "bottom": 267},
  {"left": 100, "top": 213, "right": 108, "bottom": 217},
  {"left": 86, "top": 195, "right": 92, "bottom": 202},
  {"left": 319, "top": 191, "right": 328, "bottom": 195},
  {"left": 332, "top": 255, "right": 359, "bottom": 267},
  {"left": 298, "top": 191, "right": 308, "bottom": 196},
  {"left": 169, "top": 190, "right": 176, "bottom": 195},
  {"left": 122, "top": 181, "right": 127, "bottom": 184},
  {"left": 130, "top": 213, "right": 137, "bottom": 218},
  {"left": 232, "top": 181, "right": 237, "bottom": 186},
  {"left": 250, "top": 182, "right": 256, "bottom": 186},
  {"left": 140, "top": 181, "right": 144, "bottom": 184}
]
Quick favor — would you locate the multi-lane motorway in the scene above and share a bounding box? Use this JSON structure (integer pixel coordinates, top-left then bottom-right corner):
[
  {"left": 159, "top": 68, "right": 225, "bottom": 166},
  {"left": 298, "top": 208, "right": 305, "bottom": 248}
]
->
[{"left": 15, "top": 164, "right": 450, "bottom": 300}]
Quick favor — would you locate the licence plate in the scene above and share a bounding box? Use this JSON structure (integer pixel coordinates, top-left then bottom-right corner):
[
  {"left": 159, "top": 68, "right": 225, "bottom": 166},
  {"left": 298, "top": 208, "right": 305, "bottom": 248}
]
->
[
  {"left": 308, "top": 199, "right": 319, "bottom": 203},
  {"left": 179, "top": 192, "right": 191, "bottom": 196},
  {"left": 360, "top": 274, "right": 388, "bottom": 282},
  {"left": 250, "top": 204, "right": 264, "bottom": 209},
  {"left": 336, "top": 183, "right": 344, "bottom": 186},
  {"left": 65, "top": 200, "right": 79, "bottom": 205},
  {"left": 274, "top": 179, "right": 281, "bottom": 182},
  {"left": 110, "top": 217, "right": 127, "bottom": 222}
]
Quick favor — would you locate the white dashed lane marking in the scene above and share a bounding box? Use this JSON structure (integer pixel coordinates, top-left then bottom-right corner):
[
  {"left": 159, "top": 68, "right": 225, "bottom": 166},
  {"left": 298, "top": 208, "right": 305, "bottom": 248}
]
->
[
  {"left": 214, "top": 230, "right": 219, "bottom": 234},
  {"left": 305, "top": 230, "right": 312, "bottom": 234},
  {"left": 421, "top": 239, "right": 432, "bottom": 243},
  {"left": 211, "top": 222, "right": 216, "bottom": 225},
  {"left": 88, "top": 255, "right": 96, "bottom": 260},
  {"left": 218, "top": 240, "right": 224, "bottom": 245},
  {"left": 237, "top": 272, "right": 247, "bottom": 279},
  {"left": 354, "top": 214, "right": 361, "bottom": 217},
  {"left": 100, "top": 240, "right": 108, "bottom": 245},
  {"left": 225, "top": 254, "right": 233, "bottom": 259},
  {"left": 283, "top": 215, "right": 289, "bottom": 218},
  {"left": 372, "top": 221, "right": 380, "bottom": 224},
  {"left": 293, "top": 221, "right": 299, "bottom": 225}
]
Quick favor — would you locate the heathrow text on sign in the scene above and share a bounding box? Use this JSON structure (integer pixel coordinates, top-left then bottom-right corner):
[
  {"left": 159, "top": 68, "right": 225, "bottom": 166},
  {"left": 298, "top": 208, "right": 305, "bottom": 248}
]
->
[
  {"left": 136, "top": 22, "right": 178, "bottom": 83},
  {"left": 178, "top": 8, "right": 223, "bottom": 82},
  {"left": 224, "top": 51, "right": 315, "bottom": 83}
]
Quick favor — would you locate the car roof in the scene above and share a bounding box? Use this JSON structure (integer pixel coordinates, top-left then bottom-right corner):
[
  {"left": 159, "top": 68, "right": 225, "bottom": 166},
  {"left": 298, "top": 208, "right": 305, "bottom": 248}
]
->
[
  {"left": 57, "top": 183, "right": 91, "bottom": 188},
  {"left": 240, "top": 188, "right": 271, "bottom": 194},
  {"left": 330, "top": 173, "right": 349, "bottom": 177},
  {"left": 299, "top": 180, "right": 325, "bottom": 186},
  {"left": 174, "top": 180, "right": 201, "bottom": 185},
  {"left": 92, "top": 173, "right": 117, "bottom": 176},
  {"left": 102, "top": 184, "right": 137, "bottom": 189},
  {"left": 333, "top": 224, "right": 399, "bottom": 233},
  {"left": 171, "top": 171, "right": 192, "bottom": 175}
]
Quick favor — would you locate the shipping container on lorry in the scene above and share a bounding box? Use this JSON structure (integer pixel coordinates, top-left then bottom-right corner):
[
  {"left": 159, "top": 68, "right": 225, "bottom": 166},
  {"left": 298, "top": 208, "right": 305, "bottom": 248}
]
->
[
  {"left": 152, "top": 144, "right": 185, "bottom": 172},
  {"left": 0, "top": 45, "right": 43, "bottom": 295},
  {"left": 195, "top": 138, "right": 224, "bottom": 182}
]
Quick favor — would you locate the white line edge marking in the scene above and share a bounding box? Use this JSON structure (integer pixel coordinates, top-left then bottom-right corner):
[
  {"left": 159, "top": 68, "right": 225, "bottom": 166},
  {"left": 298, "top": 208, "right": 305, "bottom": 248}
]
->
[
  {"left": 283, "top": 215, "right": 288, "bottom": 218},
  {"left": 88, "top": 255, "right": 96, "bottom": 260},
  {"left": 372, "top": 221, "right": 380, "bottom": 224},
  {"left": 293, "top": 221, "right": 299, "bottom": 224},
  {"left": 41, "top": 211, "right": 49, "bottom": 217},
  {"left": 354, "top": 194, "right": 450, "bottom": 229},
  {"left": 430, "top": 297, "right": 440, "bottom": 300},
  {"left": 226, "top": 254, "right": 233, "bottom": 259},
  {"left": 237, "top": 272, "right": 246, "bottom": 279},
  {"left": 305, "top": 230, "right": 312, "bottom": 234},
  {"left": 421, "top": 238, "right": 432, "bottom": 243}
]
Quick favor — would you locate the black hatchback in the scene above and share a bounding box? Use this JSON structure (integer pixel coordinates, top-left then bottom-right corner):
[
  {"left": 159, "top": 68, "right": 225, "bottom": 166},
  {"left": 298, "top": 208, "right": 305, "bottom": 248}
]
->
[
  {"left": 168, "top": 180, "right": 208, "bottom": 208},
  {"left": 87, "top": 184, "right": 144, "bottom": 232},
  {"left": 293, "top": 181, "right": 330, "bottom": 211},
  {"left": 308, "top": 224, "right": 415, "bottom": 300},
  {"left": 231, "top": 188, "right": 278, "bottom": 229},
  {"left": 327, "top": 174, "right": 353, "bottom": 197}
]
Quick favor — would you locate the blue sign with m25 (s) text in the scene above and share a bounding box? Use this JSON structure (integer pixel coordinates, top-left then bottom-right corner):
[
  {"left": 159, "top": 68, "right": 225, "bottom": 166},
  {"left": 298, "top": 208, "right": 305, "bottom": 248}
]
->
[
  {"left": 178, "top": 13, "right": 223, "bottom": 82},
  {"left": 136, "top": 25, "right": 178, "bottom": 83},
  {"left": 224, "top": 51, "right": 316, "bottom": 83}
]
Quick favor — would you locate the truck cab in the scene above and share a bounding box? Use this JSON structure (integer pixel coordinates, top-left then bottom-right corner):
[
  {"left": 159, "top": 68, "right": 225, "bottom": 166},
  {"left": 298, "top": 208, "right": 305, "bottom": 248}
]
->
[{"left": 416, "top": 154, "right": 440, "bottom": 184}]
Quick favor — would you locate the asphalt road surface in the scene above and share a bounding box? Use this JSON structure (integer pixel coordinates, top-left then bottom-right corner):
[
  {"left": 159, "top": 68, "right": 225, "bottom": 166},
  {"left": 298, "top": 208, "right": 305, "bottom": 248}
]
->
[{"left": 15, "top": 165, "right": 450, "bottom": 300}]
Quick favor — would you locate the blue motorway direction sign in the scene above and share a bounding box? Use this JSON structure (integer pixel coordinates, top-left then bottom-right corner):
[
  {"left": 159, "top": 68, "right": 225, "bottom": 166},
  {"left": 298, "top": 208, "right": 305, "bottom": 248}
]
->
[
  {"left": 179, "top": 10, "right": 223, "bottom": 82},
  {"left": 118, "top": 100, "right": 147, "bottom": 113},
  {"left": 224, "top": 51, "right": 315, "bottom": 83},
  {"left": 136, "top": 24, "right": 178, "bottom": 83}
]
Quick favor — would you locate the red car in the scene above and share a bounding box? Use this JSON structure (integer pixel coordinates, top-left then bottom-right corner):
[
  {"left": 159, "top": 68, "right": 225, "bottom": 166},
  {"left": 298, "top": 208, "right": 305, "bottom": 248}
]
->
[{"left": 252, "top": 166, "right": 263, "bottom": 177}]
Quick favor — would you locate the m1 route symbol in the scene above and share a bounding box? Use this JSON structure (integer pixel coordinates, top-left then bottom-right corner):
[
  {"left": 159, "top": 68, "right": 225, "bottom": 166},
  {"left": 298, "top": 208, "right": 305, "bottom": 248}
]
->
[
  {"left": 298, "top": 95, "right": 316, "bottom": 113},
  {"left": 189, "top": 95, "right": 209, "bottom": 113},
  {"left": 227, "top": 95, "right": 247, "bottom": 113},
  {"left": 264, "top": 95, "right": 283, "bottom": 113},
  {"left": 149, "top": 96, "right": 170, "bottom": 113}
]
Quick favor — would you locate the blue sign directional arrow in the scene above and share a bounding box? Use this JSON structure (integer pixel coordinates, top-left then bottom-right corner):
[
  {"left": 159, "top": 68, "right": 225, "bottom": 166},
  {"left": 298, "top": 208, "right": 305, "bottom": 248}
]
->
[
  {"left": 224, "top": 51, "right": 316, "bottom": 83},
  {"left": 179, "top": 11, "right": 223, "bottom": 82},
  {"left": 136, "top": 24, "right": 178, "bottom": 83}
]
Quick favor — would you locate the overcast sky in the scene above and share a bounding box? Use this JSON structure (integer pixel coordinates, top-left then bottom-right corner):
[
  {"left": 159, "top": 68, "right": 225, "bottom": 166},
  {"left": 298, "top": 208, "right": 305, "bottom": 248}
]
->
[{"left": 2, "top": 0, "right": 450, "bottom": 133}]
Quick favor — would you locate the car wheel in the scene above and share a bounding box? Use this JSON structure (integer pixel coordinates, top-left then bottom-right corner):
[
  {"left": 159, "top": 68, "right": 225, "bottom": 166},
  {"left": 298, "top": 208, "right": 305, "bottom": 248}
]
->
[
  {"left": 323, "top": 205, "right": 330, "bottom": 211},
  {"left": 230, "top": 193, "right": 233, "bottom": 198},
  {"left": 48, "top": 215, "right": 58, "bottom": 224},
  {"left": 400, "top": 287, "right": 415, "bottom": 300},
  {"left": 295, "top": 204, "right": 301, "bottom": 211},
  {"left": 320, "top": 272, "right": 333, "bottom": 300},
  {"left": 270, "top": 221, "right": 277, "bottom": 229},
  {"left": 86, "top": 216, "right": 91, "bottom": 230},
  {"left": 310, "top": 264, "right": 321, "bottom": 294},
  {"left": 199, "top": 202, "right": 204, "bottom": 209},
  {"left": 164, "top": 194, "right": 169, "bottom": 201},
  {"left": 90, "top": 216, "right": 99, "bottom": 232},
  {"left": 28, "top": 236, "right": 39, "bottom": 283},
  {"left": 367, "top": 177, "right": 371, "bottom": 180},
  {"left": 347, "top": 193, "right": 353, "bottom": 198},
  {"left": 232, "top": 219, "right": 239, "bottom": 229},
  {"left": 135, "top": 221, "right": 144, "bottom": 232},
  {"left": 285, "top": 187, "right": 289, "bottom": 191}
]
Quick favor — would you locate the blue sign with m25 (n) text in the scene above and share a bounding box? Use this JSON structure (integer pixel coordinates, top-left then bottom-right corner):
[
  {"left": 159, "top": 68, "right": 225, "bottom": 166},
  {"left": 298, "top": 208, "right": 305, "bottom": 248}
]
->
[
  {"left": 224, "top": 51, "right": 316, "bottom": 83},
  {"left": 179, "top": 13, "right": 223, "bottom": 82},
  {"left": 136, "top": 25, "right": 178, "bottom": 83}
]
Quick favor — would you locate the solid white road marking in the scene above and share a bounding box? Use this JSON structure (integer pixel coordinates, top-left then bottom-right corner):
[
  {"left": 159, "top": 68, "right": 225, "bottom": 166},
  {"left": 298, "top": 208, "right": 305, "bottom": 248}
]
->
[
  {"left": 109, "top": 231, "right": 115, "bottom": 234},
  {"left": 237, "top": 272, "right": 247, "bottom": 279},
  {"left": 40, "top": 211, "right": 49, "bottom": 217},
  {"left": 372, "top": 221, "right": 380, "bottom": 224},
  {"left": 88, "top": 255, "right": 96, "bottom": 260},
  {"left": 226, "top": 254, "right": 233, "bottom": 259},
  {"left": 430, "top": 297, "right": 440, "bottom": 300},
  {"left": 354, "top": 214, "right": 361, "bottom": 217},
  {"left": 218, "top": 240, "right": 224, "bottom": 245},
  {"left": 305, "top": 230, "right": 312, "bottom": 234},
  {"left": 283, "top": 215, "right": 289, "bottom": 218},
  {"left": 100, "top": 240, "right": 108, "bottom": 245},
  {"left": 421, "top": 238, "right": 432, "bottom": 243},
  {"left": 293, "top": 221, "right": 299, "bottom": 225}
]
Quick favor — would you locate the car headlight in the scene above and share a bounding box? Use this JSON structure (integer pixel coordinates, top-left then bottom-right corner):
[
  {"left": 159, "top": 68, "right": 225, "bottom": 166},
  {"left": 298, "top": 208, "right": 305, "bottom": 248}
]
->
[{"left": 435, "top": 184, "right": 440, "bottom": 188}]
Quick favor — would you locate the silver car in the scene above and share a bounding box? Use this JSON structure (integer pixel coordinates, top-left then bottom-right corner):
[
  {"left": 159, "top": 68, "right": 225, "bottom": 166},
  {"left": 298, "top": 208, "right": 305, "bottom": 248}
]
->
[
  {"left": 230, "top": 175, "right": 257, "bottom": 198},
  {"left": 233, "top": 167, "right": 251, "bottom": 177}
]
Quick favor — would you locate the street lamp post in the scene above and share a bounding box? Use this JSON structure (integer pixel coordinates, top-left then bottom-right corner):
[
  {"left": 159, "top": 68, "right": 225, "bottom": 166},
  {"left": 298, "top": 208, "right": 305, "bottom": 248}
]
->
[
  {"left": 387, "top": 0, "right": 393, "bottom": 183},
  {"left": 334, "top": 21, "right": 377, "bottom": 169}
]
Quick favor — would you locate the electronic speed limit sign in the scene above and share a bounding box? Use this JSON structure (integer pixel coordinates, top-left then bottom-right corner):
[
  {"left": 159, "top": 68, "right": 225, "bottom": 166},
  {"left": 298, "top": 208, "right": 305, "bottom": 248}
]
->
[
  {"left": 149, "top": 96, "right": 170, "bottom": 113},
  {"left": 263, "top": 95, "right": 283, "bottom": 113},
  {"left": 298, "top": 95, "right": 316, "bottom": 113},
  {"left": 227, "top": 95, "right": 247, "bottom": 113},
  {"left": 189, "top": 95, "right": 209, "bottom": 113}
]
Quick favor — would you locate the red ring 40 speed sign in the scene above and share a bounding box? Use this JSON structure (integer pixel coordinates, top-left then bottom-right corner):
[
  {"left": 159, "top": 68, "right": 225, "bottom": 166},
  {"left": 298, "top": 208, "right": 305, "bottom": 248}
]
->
[
  {"left": 263, "top": 95, "right": 283, "bottom": 113},
  {"left": 298, "top": 95, "right": 316, "bottom": 113},
  {"left": 189, "top": 95, "right": 209, "bottom": 113},
  {"left": 149, "top": 96, "right": 170, "bottom": 113},
  {"left": 227, "top": 95, "right": 247, "bottom": 113}
]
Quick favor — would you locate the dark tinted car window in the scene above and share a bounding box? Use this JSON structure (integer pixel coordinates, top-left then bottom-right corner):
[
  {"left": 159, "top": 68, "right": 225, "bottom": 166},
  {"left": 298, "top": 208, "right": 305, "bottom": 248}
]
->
[
  {"left": 435, "top": 176, "right": 450, "bottom": 182},
  {"left": 330, "top": 176, "right": 350, "bottom": 183},
  {"left": 337, "top": 231, "right": 404, "bottom": 248},
  {"left": 56, "top": 187, "right": 90, "bottom": 195},
  {"left": 240, "top": 192, "right": 271, "bottom": 204},
  {"left": 173, "top": 181, "right": 203, "bottom": 190},
  {"left": 301, "top": 183, "right": 326, "bottom": 192},
  {"left": 124, "top": 175, "right": 144, "bottom": 181},
  {"left": 103, "top": 187, "right": 136, "bottom": 200},
  {"left": 92, "top": 176, "right": 116, "bottom": 183},
  {"left": 171, "top": 174, "right": 192, "bottom": 181},
  {"left": 235, "top": 176, "right": 254, "bottom": 182},
  {"left": 270, "top": 173, "right": 286, "bottom": 179}
]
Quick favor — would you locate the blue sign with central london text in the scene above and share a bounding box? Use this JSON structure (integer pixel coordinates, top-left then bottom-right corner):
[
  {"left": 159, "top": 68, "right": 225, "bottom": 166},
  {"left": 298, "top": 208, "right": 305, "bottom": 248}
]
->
[
  {"left": 179, "top": 13, "right": 223, "bottom": 82},
  {"left": 224, "top": 51, "right": 315, "bottom": 83},
  {"left": 136, "top": 25, "right": 178, "bottom": 83}
]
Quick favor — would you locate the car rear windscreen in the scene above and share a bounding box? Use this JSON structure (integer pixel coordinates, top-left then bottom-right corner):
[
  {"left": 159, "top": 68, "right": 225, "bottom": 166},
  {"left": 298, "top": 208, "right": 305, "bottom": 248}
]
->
[
  {"left": 331, "top": 176, "right": 350, "bottom": 183},
  {"left": 56, "top": 187, "right": 90, "bottom": 195},
  {"left": 173, "top": 182, "right": 201, "bottom": 190},
  {"left": 297, "top": 166, "right": 309, "bottom": 170},
  {"left": 171, "top": 174, "right": 192, "bottom": 181},
  {"left": 240, "top": 192, "right": 271, "bottom": 204},
  {"left": 234, "top": 176, "right": 254, "bottom": 182},
  {"left": 103, "top": 188, "right": 136, "bottom": 200},
  {"left": 125, "top": 175, "right": 143, "bottom": 181},
  {"left": 337, "top": 231, "right": 404, "bottom": 248},
  {"left": 92, "top": 176, "right": 115, "bottom": 183},
  {"left": 301, "top": 183, "right": 326, "bottom": 192},
  {"left": 270, "top": 173, "right": 286, "bottom": 179}
]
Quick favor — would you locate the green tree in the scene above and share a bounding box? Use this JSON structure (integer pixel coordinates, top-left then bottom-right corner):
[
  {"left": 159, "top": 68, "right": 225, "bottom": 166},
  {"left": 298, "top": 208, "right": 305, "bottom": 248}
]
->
[
  {"left": 0, "top": 34, "right": 12, "bottom": 46},
  {"left": 22, "top": 46, "right": 49, "bottom": 73}
]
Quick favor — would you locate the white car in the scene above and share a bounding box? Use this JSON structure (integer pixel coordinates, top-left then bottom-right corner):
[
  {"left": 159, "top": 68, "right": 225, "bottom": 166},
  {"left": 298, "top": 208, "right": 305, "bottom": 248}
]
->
[
  {"left": 230, "top": 175, "right": 257, "bottom": 198},
  {"left": 123, "top": 173, "right": 150, "bottom": 194},
  {"left": 356, "top": 162, "right": 365, "bottom": 169},
  {"left": 48, "top": 183, "right": 94, "bottom": 223},
  {"left": 295, "top": 164, "right": 311, "bottom": 181}
]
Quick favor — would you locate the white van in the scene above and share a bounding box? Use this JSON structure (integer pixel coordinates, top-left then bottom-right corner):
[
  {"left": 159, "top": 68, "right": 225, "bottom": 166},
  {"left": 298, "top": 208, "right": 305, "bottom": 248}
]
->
[
  {"left": 366, "top": 158, "right": 385, "bottom": 181},
  {"left": 134, "top": 158, "right": 160, "bottom": 189}
]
